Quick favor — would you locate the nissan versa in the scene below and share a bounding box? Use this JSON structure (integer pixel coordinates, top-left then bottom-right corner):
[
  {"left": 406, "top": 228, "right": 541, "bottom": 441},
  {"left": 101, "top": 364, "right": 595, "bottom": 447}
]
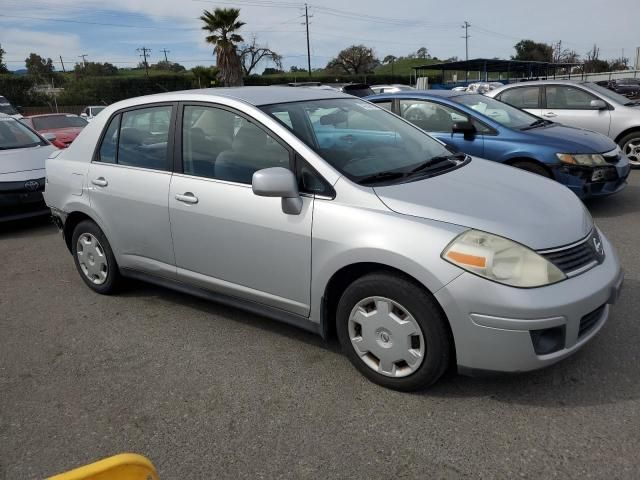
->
[{"left": 44, "top": 87, "right": 623, "bottom": 391}]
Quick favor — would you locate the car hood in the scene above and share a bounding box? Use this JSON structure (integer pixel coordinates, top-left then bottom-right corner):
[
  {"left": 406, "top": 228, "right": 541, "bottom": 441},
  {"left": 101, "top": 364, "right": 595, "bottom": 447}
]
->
[
  {"left": 0, "top": 144, "right": 56, "bottom": 176},
  {"left": 522, "top": 123, "right": 616, "bottom": 153},
  {"left": 374, "top": 158, "right": 593, "bottom": 250}
]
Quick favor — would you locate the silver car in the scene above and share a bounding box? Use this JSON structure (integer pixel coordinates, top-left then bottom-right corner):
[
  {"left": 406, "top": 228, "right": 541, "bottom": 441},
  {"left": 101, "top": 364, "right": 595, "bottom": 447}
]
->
[
  {"left": 44, "top": 87, "right": 623, "bottom": 391},
  {"left": 487, "top": 80, "right": 640, "bottom": 167},
  {"left": 0, "top": 113, "right": 57, "bottom": 221}
]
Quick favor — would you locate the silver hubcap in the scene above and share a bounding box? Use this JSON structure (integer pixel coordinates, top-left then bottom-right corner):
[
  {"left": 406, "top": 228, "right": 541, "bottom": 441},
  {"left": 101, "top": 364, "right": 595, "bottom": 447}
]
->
[
  {"left": 76, "top": 233, "right": 108, "bottom": 285},
  {"left": 348, "top": 296, "right": 425, "bottom": 378},
  {"left": 623, "top": 138, "right": 640, "bottom": 166}
]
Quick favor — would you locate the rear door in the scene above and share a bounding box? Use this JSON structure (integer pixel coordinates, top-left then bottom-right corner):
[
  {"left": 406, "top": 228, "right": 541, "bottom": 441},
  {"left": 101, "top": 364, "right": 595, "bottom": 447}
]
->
[
  {"left": 540, "top": 84, "right": 611, "bottom": 135},
  {"left": 88, "top": 103, "right": 176, "bottom": 278},
  {"left": 494, "top": 85, "right": 543, "bottom": 117},
  {"left": 397, "top": 99, "right": 485, "bottom": 157}
]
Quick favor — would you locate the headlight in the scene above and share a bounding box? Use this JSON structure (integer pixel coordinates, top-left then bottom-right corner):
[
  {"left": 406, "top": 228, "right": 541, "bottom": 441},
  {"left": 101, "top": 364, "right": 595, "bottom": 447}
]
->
[
  {"left": 556, "top": 153, "right": 606, "bottom": 166},
  {"left": 442, "top": 230, "right": 566, "bottom": 287}
]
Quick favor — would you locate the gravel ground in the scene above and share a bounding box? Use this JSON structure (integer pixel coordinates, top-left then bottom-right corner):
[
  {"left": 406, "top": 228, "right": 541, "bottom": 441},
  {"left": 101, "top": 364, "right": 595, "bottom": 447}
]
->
[{"left": 1, "top": 173, "right": 639, "bottom": 479}]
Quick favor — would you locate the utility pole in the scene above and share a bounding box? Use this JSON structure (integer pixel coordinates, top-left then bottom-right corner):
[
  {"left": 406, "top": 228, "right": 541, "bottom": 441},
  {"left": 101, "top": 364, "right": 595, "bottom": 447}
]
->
[
  {"left": 461, "top": 22, "right": 470, "bottom": 62},
  {"left": 59, "top": 55, "right": 66, "bottom": 73},
  {"left": 304, "top": 4, "right": 311, "bottom": 77},
  {"left": 79, "top": 54, "right": 88, "bottom": 68},
  {"left": 161, "top": 48, "right": 170, "bottom": 63},
  {"left": 461, "top": 21, "right": 470, "bottom": 82},
  {"left": 137, "top": 47, "right": 151, "bottom": 77}
]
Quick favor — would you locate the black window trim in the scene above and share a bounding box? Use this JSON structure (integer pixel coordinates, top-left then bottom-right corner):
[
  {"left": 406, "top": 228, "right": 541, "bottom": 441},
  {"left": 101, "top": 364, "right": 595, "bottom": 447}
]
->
[{"left": 92, "top": 101, "right": 178, "bottom": 173}]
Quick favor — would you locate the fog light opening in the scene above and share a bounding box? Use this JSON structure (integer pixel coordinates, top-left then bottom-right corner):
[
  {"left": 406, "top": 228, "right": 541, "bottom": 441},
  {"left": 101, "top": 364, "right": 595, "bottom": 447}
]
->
[{"left": 530, "top": 325, "right": 566, "bottom": 355}]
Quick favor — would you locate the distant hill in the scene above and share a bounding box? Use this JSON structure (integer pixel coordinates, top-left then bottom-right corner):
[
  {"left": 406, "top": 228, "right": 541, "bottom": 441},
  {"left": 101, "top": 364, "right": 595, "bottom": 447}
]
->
[{"left": 374, "top": 58, "right": 440, "bottom": 76}]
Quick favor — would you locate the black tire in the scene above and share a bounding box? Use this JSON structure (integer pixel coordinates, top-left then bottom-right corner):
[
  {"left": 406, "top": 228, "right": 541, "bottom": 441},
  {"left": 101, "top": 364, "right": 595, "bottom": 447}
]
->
[
  {"left": 71, "top": 220, "right": 121, "bottom": 294},
  {"left": 336, "top": 272, "right": 451, "bottom": 391},
  {"left": 511, "top": 160, "right": 551, "bottom": 178},
  {"left": 618, "top": 131, "right": 640, "bottom": 169}
]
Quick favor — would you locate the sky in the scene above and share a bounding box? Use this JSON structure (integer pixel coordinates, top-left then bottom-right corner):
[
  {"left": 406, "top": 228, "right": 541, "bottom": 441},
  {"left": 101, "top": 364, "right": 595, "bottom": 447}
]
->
[{"left": 1, "top": 0, "right": 639, "bottom": 73}]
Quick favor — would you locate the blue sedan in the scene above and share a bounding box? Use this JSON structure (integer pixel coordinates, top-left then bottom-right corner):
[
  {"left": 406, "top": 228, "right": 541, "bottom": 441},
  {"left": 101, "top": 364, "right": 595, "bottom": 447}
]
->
[{"left": 366, "top": 91, "right": 630, "bottom": 198}]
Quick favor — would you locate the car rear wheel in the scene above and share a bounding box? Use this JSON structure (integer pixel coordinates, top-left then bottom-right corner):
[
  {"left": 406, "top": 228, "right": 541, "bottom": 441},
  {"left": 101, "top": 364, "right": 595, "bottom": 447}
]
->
[
  {"left": 619, "top": 132, "right": 640, "bottom": 168},
  {"left": 511, "top": 160, "right": 551, "bottom": 178},
  {"left": 336, "top": 272, "right": 451, "bottom": 391},
  {"left": 71, "top": 220, "right": 120, "bottom": 294}
]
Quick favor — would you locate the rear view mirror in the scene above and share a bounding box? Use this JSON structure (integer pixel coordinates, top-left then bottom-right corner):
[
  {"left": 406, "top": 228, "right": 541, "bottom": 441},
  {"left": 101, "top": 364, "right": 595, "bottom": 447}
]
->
[
  {"left": 590, "top": 99, "right": 607, "bottom": 110},
  {"left": 452, "top": 121, "right": 476, "bottom": 139},
  {"left": 252, "top": 167, "right": 302, "bottom": 215}
]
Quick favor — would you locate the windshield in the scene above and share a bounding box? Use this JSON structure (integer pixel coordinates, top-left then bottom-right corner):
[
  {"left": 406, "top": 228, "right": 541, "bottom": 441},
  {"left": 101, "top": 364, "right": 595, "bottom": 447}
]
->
[
  {"left": 451, "top": 94, "right": 540, "bottom": 129},
  {"left": 584, "top": 82, "right": 631, "bottom": 105},
  {"left": 261, "top": 98, "right": 457, "bottom": 184},
  {"left": 0, "top": 104, "right": 18, "bottom": 116},
  {"left": 32, "top": 115, "right": 88, "bottom": 130},
  {"left": 0, "top": 117, "right": 44, "bottom": 150}
]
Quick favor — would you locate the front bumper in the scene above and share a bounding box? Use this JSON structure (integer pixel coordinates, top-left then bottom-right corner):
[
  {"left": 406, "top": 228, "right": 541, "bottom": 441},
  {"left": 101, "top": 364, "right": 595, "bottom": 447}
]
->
[
  {"left": 0, "top": 177, "right": 49, "bottom": 222},
  {"left": 552, "top": 158, "right": 631, "bottom": 199},
  {"left": 435, "top": 231, "right": 623, "bottom": 373}
]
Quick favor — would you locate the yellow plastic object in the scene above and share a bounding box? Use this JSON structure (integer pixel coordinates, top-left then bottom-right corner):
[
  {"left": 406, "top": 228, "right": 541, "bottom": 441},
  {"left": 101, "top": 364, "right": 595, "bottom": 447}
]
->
[{"left": 48, "top": 453, "right": 158, "bottom": 480}]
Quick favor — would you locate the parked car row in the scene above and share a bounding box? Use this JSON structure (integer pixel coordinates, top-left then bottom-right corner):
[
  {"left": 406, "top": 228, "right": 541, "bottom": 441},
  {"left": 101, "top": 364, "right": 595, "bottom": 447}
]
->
[
  {"left": 43, "top": 86, "right": 623, "bottom": 392},
  {"left": 595, "top": 78, "right": 640, "bottom": 99}
]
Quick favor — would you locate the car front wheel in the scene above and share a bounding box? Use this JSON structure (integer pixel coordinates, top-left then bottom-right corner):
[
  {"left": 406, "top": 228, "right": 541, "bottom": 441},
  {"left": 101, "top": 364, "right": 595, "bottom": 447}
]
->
[
  {"left": 71, "top": 220, "right": 120, "bottom": 294},
  {"left": 336, "top": 272, "right": 451, "bottom": 391},
  {"left": 619, "top": 132, "right": 640, "bottom": 168}
]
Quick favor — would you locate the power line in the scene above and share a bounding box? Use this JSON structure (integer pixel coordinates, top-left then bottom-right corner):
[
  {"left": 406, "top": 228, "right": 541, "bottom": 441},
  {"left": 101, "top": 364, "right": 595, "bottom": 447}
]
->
[
  {"left": 161, "top": 49, "right": 170, "bottom": 62},
  {"left": 461, "top": 21, "right": 470, "bottom": 62},
  {"left": 304, "top": 3, "right": 311, "bottom": 76},
  {"left": 79, "top": 54, "right": 88, "bottom": 68},
  {"left": 136, "top": 47, "right": 151, "bottom": 77}
]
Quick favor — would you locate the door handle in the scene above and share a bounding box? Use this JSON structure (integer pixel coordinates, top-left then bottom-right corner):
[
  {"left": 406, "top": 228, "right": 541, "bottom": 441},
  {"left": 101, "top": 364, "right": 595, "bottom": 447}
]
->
[
  {"left": 175, "top": 192, "right": 199, "bottom": 204},
  {"left": 91, "top": 177, "right": 108, "bottom": 187},
  {"left": 543, "top": 112, "right": 557, "bottom": 118}
]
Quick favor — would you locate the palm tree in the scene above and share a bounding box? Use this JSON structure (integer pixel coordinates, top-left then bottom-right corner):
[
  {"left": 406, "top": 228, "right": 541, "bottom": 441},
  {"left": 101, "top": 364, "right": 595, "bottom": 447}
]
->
[{"left": 200, "top": 8, "right": 245, "bottom": 87}]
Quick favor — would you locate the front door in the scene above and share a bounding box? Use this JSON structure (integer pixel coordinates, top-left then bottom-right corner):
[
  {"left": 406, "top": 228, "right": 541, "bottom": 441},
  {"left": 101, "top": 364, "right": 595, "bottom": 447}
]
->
[
  {"left": 169, "top": 104, "right": 313, "bottom": 316},
  {"left": 88, "top": 104, "right": 176, "bottom": 278}
]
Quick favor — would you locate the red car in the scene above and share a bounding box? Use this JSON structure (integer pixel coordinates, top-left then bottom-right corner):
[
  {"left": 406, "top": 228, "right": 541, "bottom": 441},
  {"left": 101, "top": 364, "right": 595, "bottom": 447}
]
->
[{"left": 22, "top": 113, "right": 88, "bottom": 148}]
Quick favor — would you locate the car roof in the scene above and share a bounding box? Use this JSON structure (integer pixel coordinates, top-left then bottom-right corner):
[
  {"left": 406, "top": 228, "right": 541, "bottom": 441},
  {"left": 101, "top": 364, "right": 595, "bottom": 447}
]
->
[
  {"left": 145, "top": 86, "right": 350, "bottom": 106},
  {"left": 367, "top": 90, "right": 474, "bottom": 100},
  {"left": 26, "top": 113, "right": 80, "bottom": 118}
]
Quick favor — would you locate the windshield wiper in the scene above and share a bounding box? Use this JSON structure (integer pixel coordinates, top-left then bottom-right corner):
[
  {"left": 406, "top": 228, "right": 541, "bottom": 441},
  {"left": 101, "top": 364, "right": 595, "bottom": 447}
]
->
[
  {"left": 358, "top": 170, "right": 409, "bottom": 185},
  {"left": 520, "top": 118, "right": 549, "bottom": 130},
  {"left": 409, "top": 152, "right": 467, "bottom": 174}
]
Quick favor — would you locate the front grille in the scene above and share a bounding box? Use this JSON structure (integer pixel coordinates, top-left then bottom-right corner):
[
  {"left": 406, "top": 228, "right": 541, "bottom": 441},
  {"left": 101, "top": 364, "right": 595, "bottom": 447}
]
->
[
  {"left": 579, "top": 304, "right": 605, "bottom": 337},
  {"left": 540, "top": 230, "right": 603, "bottom": 276}
]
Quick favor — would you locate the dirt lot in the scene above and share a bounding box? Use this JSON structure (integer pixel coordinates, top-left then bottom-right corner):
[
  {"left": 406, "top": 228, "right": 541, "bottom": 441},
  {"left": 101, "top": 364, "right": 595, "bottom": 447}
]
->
[{"left": 1, "top": 173, "right": 639, "bottom": 479}]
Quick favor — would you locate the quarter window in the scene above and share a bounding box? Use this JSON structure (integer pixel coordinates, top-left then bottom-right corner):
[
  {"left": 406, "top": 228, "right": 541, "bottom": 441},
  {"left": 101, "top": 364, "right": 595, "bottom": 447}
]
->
[
  {"left": 545, "top": 86, "right": 598, "bottom": 109},
  {"left": 497, "top": 87, "right": 540, "bottom": 109},
  {"left": 181, "top": 105, "right": 290, "bottom": 184}
]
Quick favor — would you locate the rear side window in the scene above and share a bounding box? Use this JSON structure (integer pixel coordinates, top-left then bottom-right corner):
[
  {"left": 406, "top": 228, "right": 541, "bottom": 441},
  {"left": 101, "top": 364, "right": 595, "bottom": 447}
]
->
[
  {"left": 497, "top": 87, "right": 540, "bottom": 109},
  {"left": 96, "top": 105, "right": 172, "bottom": 170}
]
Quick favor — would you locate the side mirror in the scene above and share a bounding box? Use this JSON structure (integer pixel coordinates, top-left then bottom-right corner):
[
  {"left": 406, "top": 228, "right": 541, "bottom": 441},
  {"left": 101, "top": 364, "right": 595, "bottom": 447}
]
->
[
  {"left": 42, "top": 132, "right": 57, "bottom": 142},
  {"left": 590, "top": 99, "right": 607, "bottom": 110},
  {"left": 80, "top": 112, "right": 88, "bottom": 118},
  {"left": 452, "top": 121, "right": 476, "bottom": 139},
  {"left": 252, "top": 167, "right": 302, "bottom": 215}
]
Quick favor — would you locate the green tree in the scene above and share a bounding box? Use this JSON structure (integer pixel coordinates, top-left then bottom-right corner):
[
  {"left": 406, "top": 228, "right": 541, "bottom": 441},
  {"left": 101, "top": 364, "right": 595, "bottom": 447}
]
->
[
  {"left": 151, "top": 61, "right": 186, "bottom": 72},
  {"left": 25, "top": 53, "right": 54, "bottom": 79},
  {"left": 200, "top": 8, "right": 245, "bottom": 86},
  {"left": 74, "top": 61, "right": 118, "bottom": 76},
  {"left": 325, "top": 45, "right": 379, "bottom": 75},
  {"left": 512, "top": 40, "right": 554, "bottom": 62},
  {"left": 0, "top": 44, "right": 8, "bottom": 74},
  {"left": 583, "top": 45, "right": 609, "bottom": 73},
  {"left": 415, "top": 47, "right": 429, "bottom": 59},
  {"left": 191, "top": 65, "right": 219, "bottom": 87}
]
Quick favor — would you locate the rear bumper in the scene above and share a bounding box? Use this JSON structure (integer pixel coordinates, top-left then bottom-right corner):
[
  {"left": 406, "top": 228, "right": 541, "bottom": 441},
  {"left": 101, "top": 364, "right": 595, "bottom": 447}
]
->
[{"left": 435, "top": 231, "right": 623, "bottom": 373}]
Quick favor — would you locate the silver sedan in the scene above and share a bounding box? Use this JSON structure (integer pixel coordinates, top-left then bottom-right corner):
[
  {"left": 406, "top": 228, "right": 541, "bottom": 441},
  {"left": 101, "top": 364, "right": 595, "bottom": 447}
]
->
[
  {"left": 44, "top": 87, "right": 623, "bottom": 391},
  {"left": 487, "top": 80, "right": 640, "bottom": 167}
]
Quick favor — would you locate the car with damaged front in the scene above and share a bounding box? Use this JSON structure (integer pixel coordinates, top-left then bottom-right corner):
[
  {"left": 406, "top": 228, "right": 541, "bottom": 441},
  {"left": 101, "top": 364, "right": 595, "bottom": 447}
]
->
[
  {"left": 44, "top": 87, "right": 623, "bottom": 391},
  {"left": 367, "top": 90, "right": 630, "bottom": 199}
]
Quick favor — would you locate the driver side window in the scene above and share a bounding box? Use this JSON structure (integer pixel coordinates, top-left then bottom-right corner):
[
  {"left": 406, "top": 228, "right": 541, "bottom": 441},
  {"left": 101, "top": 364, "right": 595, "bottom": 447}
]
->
[{"left": 399, "top": 100, "right": 466, "bottom": 133}]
